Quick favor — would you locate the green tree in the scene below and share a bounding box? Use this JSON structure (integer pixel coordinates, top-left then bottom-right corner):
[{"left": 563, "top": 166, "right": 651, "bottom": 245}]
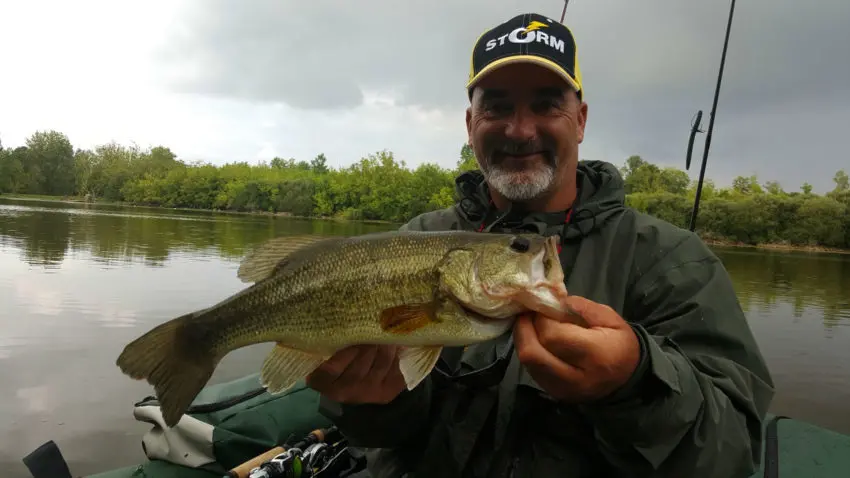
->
[
  {"left": 457, "top": 144, "right": 478, "bottom": 172},
  {"left": 657, "top": 167, "right": 691, "bottom": 195},
  {"left": 0, "top": 147, "right": 25, "bottom": 193},
  {"left": 620, "top": 155, "right": 647, "bottom": 178},
  {"left": 764, "top": 180, "right": 784, "bottom": 195},
  {"left": 732, "top": 175, "right": 763, "bottom": 195},
  {"left": 25, "top": 130, "right": 76, "bottom": 195},
  {"left": 623, "top": 161, "right": 660, "bottom": 193},
  {"left": 832, "top": 170, "right": 849, "bottom": 194},
  {"left": 310, "top": 153, "right": 329, "bottom": 174}
]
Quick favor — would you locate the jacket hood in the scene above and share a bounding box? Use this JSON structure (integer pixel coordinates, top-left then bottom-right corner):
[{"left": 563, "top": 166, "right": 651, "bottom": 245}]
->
[{"left": 454, "top": 160, "right": 627, "bottom": 240}]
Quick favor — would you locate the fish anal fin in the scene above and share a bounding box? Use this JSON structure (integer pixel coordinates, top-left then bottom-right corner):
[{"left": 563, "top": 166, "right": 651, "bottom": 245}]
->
[
  {"left": 379, "top": 304, "right": 436, "bottom": 334},
  {"left": 398, "top": 346, "right": 443, "bottom": 390},
  {"left": 261, "top": 343, "right": 327, "bottom": 394},
  {"left": 238, "top": 234, "right": 337, "bottom": 283}
]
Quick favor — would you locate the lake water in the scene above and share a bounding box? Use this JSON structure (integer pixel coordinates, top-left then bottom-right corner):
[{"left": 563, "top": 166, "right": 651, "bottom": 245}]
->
[{"left": 1, "top": 197, "right": 849, "bottom": 477}]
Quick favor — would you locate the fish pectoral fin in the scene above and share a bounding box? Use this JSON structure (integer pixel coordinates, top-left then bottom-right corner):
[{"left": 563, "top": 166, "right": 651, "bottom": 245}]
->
[
  {"left": 379, "top": 304, "right": 436, "bottom": 334},
  {"left": 398, "top": 346, "right": 443, "bottom": 390},
  {"left": 261, "top": 343, "right": 327, "bottom": 394},
  {"left": 238, "top": 234, "right": 341, "bottom": 283}
]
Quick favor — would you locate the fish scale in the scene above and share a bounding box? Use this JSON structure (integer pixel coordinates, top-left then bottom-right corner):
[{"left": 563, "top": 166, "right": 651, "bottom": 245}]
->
[{"left": 116, "top": 230, "right": 568, "bottom": 427}]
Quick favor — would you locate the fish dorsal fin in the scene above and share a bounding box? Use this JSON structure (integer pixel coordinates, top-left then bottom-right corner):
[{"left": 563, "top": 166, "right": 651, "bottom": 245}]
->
[{"left": 237, "top": 234, "right": 338, "bottom": 283}]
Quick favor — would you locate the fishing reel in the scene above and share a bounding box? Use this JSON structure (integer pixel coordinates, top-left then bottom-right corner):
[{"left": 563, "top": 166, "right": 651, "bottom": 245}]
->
[
  {"left": 237, "top": 426, "right": 366, "bottom": 478},
  {"left": 246, "top": 448, "right": 304, "bottom": 478}
]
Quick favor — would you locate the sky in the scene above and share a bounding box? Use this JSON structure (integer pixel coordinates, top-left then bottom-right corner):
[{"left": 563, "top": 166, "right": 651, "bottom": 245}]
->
[{"left": 0, "top": 0, "right": 847, "bottom": 193}]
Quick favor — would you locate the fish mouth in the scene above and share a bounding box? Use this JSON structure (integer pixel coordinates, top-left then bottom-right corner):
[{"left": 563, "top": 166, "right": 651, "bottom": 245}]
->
[
  {"left": 479, "top": 235, "right": 568, "bottom": 317},
  {"left": 526, "top": 235, "right": 569, "bottom": 316}
]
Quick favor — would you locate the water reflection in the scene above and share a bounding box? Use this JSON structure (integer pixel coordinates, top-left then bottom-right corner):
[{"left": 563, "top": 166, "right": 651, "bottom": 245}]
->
[
  {"left": 0, "top": 197, "right": 396, "bottom": 268},
  {"left": 0, "top": 205, "right": 72, "bottom": 268},
  {"left": 715, "top": 247, "right": 850, "bottom": 332}
]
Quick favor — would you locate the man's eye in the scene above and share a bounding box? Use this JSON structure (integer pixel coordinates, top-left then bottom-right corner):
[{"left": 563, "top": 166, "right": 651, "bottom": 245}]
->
[
  {"left": 484, "top": 102, "right": 512, "bottom": 115},
  {"left": 532, "top": 100, "right": 558, "bottom": 113}
]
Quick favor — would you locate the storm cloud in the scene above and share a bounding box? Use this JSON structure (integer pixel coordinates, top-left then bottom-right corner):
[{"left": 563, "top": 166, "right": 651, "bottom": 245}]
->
[{"left": 150, "top": 0, "right": 850, "bottom": 192}]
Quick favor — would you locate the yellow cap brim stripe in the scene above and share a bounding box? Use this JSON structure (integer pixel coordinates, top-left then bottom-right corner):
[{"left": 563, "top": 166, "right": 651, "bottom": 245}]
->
[
  {"left": 466, "top": 55, "right": 582, "bottom": 95},
  {"left": 468, "top": 30, "right": 489, "bottom": 82}
]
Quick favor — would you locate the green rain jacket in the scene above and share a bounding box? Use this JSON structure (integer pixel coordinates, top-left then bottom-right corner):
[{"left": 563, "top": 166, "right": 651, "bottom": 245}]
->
[{"left": 320, "top": 160, "right": 775, "bottom": 478}]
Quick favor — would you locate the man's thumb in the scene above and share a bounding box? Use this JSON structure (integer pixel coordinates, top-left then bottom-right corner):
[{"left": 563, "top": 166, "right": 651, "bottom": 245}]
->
[{"left": 561, "top": 295, "right": 621, "bottom": 328}]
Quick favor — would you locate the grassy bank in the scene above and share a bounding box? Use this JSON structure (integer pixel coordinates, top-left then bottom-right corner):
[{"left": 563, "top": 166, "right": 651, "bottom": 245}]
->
[
  {"left": 1, "top": 193, "right": 99, "bottom": 203},
  {"left": 0, "top": 193, "right": 401, "bottom": 225},
  {"left": 703, "top": 239, "right": 850, "bottom": 255}
]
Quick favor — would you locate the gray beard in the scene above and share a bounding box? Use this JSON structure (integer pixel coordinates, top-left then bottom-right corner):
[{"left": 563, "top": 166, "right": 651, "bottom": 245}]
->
[{"left": 481, "top": 160, "right": 557, "bottom": 202}]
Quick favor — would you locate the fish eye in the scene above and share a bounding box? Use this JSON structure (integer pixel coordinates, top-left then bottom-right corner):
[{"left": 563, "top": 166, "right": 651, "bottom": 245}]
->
[{"left": 509, "top": 236, "right": 530, "bottom": 252}]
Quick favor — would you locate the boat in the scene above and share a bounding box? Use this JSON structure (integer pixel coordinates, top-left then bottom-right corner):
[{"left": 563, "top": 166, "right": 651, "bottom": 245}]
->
[
  {"left": 22, "top": 373, "right": 343, "bottom": 478},
  {"left": 20, "top": 370, "right": 850, "bottom": 478}
]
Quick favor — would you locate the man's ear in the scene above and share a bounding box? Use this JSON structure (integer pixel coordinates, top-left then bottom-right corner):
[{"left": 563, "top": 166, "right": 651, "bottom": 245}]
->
[
  {"left": 466, "top": 106, "right": 472, "bottom": 138},
  {"left": 576, "top": 98, "right": 588, "bottom": 144}
]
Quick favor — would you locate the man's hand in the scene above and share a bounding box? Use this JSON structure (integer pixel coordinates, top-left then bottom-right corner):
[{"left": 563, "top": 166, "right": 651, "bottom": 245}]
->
[
  {"left": 306, "top": 344, "right": 407, "bottom": 405},
  {"left": 514, "top": 295, "right": 642, "bottom": 403}
]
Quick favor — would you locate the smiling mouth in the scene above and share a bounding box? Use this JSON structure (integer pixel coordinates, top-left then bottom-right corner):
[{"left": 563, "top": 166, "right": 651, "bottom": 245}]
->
[
  {"left": 493, "top": 152, "right": 554, "bottom": 171},
  {"left": 495, "top": 149, "right": 552, "bottom": 162}
]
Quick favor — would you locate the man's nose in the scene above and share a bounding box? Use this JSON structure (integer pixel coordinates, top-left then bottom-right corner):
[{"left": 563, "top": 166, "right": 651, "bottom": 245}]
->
[{"left": 503, "top": 108, "right": 536, "bottom": 141}]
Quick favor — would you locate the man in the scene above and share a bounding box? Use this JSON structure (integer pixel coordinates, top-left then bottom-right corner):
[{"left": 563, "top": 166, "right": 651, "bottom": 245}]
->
[{"left": 306, "top": 13, "right": 775, "bottom": 478}]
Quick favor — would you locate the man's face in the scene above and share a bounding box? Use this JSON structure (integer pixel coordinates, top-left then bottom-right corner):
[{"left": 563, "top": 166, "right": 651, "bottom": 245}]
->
[{"left": 466, "top": 63, "right": 587, "bottom": 203}]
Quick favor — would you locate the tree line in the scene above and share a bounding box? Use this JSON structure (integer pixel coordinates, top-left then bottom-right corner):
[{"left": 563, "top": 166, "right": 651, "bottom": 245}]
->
[{"left": 1, "top": 130, "right": 849, "bottom": 249}]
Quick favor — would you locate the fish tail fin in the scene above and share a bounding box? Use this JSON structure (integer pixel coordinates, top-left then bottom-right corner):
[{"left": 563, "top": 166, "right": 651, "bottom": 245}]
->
[{"left": 116, "top": 312, "right": 219, "bottom": 428}]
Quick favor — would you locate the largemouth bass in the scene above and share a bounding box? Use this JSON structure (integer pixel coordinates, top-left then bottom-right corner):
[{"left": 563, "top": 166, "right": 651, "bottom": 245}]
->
[{"left": 116, "top": 230, "right": 568, "bottom": 427}]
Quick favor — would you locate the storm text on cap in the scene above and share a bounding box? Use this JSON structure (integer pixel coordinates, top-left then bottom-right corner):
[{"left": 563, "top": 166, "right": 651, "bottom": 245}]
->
[{"left": 483, "top": 21, "right": 565, "bottom": 54}]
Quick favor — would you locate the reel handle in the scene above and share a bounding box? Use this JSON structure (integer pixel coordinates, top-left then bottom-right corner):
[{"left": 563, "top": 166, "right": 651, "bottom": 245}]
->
[{"left": 225, "top": 446, "right": 285, "bottom": 478}]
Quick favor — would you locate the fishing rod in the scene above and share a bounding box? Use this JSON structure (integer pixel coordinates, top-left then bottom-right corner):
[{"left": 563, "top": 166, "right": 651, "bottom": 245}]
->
[
  {"left": 687, "top": 0, "right": 737, "bottom": 232},
  {"left": 559, "top": 0, "right": 570, "bottom": 22}
]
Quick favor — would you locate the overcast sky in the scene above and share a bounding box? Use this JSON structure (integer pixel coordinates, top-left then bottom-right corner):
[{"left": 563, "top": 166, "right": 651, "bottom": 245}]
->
[{"left": 0, "top": 0, "right": 847, "bottom": 193}]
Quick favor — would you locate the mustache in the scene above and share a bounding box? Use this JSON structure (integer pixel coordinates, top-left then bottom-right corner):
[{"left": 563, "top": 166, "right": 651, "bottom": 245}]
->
[
  {"left": 483, "top": 134, "right": 556, "bottom": 153},
  {"left": 483, "top": 137, "right": 557, "bottom": 166},
  {"left": 492, "top": 139, "right": 547, "bottom": 155}
]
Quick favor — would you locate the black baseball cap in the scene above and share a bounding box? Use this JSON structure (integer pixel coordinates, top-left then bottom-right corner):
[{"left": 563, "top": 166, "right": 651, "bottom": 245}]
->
[{"left": 466, "top": 13, "right": 583, "bottom": 100}]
